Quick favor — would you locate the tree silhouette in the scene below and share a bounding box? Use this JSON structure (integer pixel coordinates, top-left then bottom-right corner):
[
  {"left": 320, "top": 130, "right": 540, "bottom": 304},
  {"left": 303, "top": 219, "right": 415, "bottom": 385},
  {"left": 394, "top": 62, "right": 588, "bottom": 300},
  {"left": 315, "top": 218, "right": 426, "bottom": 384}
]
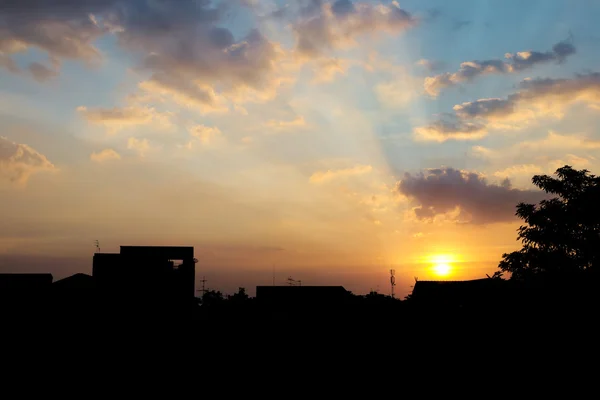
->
[
  {"left": 201, "top": 289, "right": 224, "bottom": 306},
  {"left": 227, "top": 287, "right": 249, "bottom": 303},
  {"left": 498, "top": 165, "right": 600, "bottom": 281}
]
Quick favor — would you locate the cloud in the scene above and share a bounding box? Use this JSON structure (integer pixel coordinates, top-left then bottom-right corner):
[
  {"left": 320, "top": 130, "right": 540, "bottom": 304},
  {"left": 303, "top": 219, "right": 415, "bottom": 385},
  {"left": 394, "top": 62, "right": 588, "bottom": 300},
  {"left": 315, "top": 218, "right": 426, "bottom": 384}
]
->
[
  {"left": 424, "top": 40, "right": 576, "bottom": 96},
  {"left": 517, "top": 130, "right": 600, "bottom": 152},
  {"left": 77, "top": 105, "right": 173, "bottom": 133},
  {"left": 127, "top": 137, "right": 151, "bottom": 157},
  {"left": 0, "top": 1, "right": 289, "bottom": 101},
  {"left": 493, "top": 164, "right": 544, "bottom": 180},
  {"left": 188, "top": 125, "right": 222, "bottom": 146},
  {"left": 0, "top": 136, "right": 55, "bottom": 184},
  {"left": 413, "top": 119, "right": 486, "bottom": 142},
  {"left": 396, "top": 167, "right": 547, "bottom": 224},
  {"left": 311, "top": 58, "right": 349, "bottom": 83},
  {"left": 469, "top": 132, "right": 599, "bottom": 181},
  {"left": 363, "top": 52, "right": 422, "bottom": 107},
  {"left": 90, "top": 149, "right": 121, "bottom": 163},
  {"left": 415, "top": 58, "right": 444, "bottom": 72},
  {"left": 376, "top": 78, "right": 422, "bottom": 108},
  {"left": 309, "top": 164, "right": 373, "bottom": 183},
  {"left": 0, "top": 0, "right": 114, "bottom": 79},
  {"left": 451, "top": 20, "right": 471, "bottom": 31},
  {"left": 28, "top": 61, "right": 60, "bottom": 82},
  {"left": 265, "top": 116, "right": 307, "bottom": 131},
  {"left": 416, "top": 73, "right": 600, "bottom": 141},
  {"left": 132, "top": 28, "right": 285, "bottom": 105},
  {"left": 137, "top": 75, "right": 229, "bottom": 113},
  {"left": 292, "top": 0, "right": 417, "bottom": 58}
]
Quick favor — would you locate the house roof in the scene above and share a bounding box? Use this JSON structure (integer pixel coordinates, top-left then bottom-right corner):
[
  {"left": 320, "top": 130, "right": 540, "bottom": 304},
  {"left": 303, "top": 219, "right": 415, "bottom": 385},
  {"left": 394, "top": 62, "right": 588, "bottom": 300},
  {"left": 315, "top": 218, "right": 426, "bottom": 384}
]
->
[
  {"left": 53, "top": 273, "right": 95, "bottom": 290},
  {"left": 411, "top": 278, "right": 510, "bottom": 303}
]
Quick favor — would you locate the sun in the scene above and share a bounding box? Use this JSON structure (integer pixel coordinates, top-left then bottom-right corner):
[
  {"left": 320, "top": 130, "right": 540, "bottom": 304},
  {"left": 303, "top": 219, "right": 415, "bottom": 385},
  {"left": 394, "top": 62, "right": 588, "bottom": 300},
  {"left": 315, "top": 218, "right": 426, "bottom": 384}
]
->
[
  {"left": 433, "top": 263, "right": 451, "bottom": 276},
  {"left": 427, "top": 254, "right": 457, "bottom": 278}
]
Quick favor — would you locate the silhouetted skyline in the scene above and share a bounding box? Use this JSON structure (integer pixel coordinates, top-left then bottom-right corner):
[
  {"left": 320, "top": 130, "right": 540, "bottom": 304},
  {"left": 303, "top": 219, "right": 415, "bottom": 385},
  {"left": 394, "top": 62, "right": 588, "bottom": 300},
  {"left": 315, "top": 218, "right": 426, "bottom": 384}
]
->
[{"left": 2, "top": 1, "right": 600, "bottom": 296}]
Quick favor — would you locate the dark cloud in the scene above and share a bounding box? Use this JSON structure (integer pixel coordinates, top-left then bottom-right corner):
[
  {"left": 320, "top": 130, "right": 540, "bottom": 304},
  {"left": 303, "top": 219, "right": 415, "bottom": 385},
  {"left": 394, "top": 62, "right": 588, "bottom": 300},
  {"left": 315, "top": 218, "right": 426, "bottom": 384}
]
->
[
  {"left": 453, "top": 98, "right": 516, "bottom": 119},
  {"left": 516, "top": 72, "right": 600, "bottom": 100},
  {"left": 0, "top": 0, "right": 117, "bottom": 67},
  {"left": 0, "top": 0, "right": 281, "bottom": 100},
  {"left": 424, "top": 8, "right": 442, "bottom": 22},
  {"left": 292, "top": 0, "right": 417, "bottom": 58},
  {"left": 28, "top": 61, "right": 59, "bottom": 82},
  {"left": 396, "top": 167, "right": 547, "bottom": 224},
  {"left": 425, "top": 40, "right": 577, "bottom": 96},
  {"left": 417, "top": 72, "right": 600, "bottom": 141},
  {"left": 452, "top": 20, "right": 471, "bottom": 31},
  {"left": 331, "top": 0, "right": 355, "bottom": 17}
]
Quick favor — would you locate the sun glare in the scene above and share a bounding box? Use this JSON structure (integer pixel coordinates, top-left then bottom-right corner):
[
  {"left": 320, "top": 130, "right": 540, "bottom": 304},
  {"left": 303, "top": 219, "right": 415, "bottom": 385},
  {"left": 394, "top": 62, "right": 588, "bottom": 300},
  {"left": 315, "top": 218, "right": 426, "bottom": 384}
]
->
[
  {"left": 427, "top": 254, "right": 457, "bottom": 278},
  {"left": 433, "top": 263, "right": 451, "bottom": 276}
]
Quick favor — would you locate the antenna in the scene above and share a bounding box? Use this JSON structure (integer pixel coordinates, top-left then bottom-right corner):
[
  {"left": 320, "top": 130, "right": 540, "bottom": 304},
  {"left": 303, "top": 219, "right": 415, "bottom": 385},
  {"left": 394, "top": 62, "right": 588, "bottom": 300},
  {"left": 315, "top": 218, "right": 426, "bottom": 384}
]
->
[
  {"left": 390, "top": 269, "right": 396, "bottom": 299},
  {"left": 287, "top": 276, "right": 301, "bottom": 286},
  {"left": 94, "top": 240, "right": 100, "bottom": 253},
  {"left": 197, "top": 276, "right": 208, "bottom": 297}
]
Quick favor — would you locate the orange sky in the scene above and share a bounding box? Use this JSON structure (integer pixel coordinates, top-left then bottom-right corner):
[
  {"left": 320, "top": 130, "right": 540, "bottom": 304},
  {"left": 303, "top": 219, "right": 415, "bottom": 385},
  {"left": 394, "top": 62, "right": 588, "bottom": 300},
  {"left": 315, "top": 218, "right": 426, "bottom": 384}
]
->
[{"left": 2, "top": 1, "right": 600, "bottom": 297}]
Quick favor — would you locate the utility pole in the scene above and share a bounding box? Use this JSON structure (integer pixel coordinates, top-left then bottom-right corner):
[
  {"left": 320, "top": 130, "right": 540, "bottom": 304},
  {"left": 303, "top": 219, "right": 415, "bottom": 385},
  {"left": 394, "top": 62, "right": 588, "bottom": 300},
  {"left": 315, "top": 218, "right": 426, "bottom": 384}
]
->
[{"left": 390, "top": 269, "right": 396, "bottom": 299}]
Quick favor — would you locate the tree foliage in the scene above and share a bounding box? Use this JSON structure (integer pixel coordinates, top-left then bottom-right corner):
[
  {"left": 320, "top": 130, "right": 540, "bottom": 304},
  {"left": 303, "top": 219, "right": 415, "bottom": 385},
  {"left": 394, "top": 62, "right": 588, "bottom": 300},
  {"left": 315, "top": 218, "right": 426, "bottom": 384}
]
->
[{"left": 498, "top": 166, "right": 600, "bottom": 281}]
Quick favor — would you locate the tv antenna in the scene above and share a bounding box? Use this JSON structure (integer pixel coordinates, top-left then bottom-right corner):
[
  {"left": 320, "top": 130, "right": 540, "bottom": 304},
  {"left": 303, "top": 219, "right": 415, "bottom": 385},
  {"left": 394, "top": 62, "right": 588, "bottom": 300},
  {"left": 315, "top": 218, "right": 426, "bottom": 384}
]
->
[
  {"left": 287, "top": 276, "right": 301, "bottom": 286},
  {"left": 94, "top": 240, "right": 100, "bottom": 253},
  {"left": 390, "top": 269, "right": 396, "bottom": 299},
  {"left": 197, "top": 276, "right": 208, "bottom": 297}
]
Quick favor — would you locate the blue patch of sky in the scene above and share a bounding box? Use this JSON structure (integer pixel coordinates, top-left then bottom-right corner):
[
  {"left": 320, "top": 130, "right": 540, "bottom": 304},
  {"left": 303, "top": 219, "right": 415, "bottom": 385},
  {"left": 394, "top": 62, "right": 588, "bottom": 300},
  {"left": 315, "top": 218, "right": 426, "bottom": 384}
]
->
[{"left": 371, "top": 0, "right": 600, "bottom": 175}]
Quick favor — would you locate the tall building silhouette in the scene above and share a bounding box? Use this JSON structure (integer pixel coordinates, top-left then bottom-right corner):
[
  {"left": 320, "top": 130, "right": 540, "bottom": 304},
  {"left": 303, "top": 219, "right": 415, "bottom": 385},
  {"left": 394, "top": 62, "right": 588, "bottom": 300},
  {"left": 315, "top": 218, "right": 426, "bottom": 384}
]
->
[{"left": 92, "top": 246, "right": 195, "bottom": 303}]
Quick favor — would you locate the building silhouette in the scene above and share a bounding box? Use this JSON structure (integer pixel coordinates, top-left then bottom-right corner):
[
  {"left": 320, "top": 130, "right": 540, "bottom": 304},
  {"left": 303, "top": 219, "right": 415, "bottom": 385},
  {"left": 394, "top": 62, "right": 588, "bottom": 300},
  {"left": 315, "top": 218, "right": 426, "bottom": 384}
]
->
[
  {"left": 0, "top": 273, "right": 53, "bottom": 320},
  {"left": 410, "top": 278, "right": 512, "bottom": 309},
  {"left": 256, "top": 285, "right": 353, "bottom": 311},
  {"left": 92, "top": 246, "right": 196, "bottom": 305}
]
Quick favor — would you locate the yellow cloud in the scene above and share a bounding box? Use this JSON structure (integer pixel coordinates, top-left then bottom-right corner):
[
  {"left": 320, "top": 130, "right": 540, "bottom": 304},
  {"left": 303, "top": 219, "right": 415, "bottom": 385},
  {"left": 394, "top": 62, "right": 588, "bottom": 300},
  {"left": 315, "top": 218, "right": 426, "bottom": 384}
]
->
[
  {"left": 127, "top": 137, "right": 152, "bottom": 157},
  {"left": 77, "top": 105, "right": 174, "bottom": 134},
  {"left": 309, "top": 164, "right": 373, "bottom": 184},
  {"left": 265, "top": 116, "right": 307, "bottom": 131},
  {"left": 311, "top": 58, "right": 349, "bottom": 84},
  {"left": 90, "top": 149, "right": 121, "bottom": 163},
  {"left": 0, "top": 136, "right": 55, "bottom": 184},
  {"left": 186, "top": 125, "right": 223, "bottom": 148}
]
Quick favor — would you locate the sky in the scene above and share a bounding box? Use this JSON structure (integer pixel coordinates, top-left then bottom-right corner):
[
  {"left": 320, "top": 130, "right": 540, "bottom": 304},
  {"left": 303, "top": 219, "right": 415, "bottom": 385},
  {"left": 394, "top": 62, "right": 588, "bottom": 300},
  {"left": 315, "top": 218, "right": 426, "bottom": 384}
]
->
[{"left": 1, "top": 0, "right": 600, "bottom": 298}]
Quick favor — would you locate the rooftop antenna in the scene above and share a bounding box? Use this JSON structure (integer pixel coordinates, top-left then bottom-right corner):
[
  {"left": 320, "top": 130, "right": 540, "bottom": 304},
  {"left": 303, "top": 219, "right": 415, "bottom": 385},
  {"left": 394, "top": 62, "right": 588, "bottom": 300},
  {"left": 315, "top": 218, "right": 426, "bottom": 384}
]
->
[
  {"left": 287, "top": 276, "right": 301, "bottom": 286},
  {"left": 94, "top": 240, "right": 100, "bottom": 253},
  {"left": 390, "top": 269, "right": 396, "bottom": 299},
  {"left": 197, "top": 276, "right": 208, "bottom": 297}
]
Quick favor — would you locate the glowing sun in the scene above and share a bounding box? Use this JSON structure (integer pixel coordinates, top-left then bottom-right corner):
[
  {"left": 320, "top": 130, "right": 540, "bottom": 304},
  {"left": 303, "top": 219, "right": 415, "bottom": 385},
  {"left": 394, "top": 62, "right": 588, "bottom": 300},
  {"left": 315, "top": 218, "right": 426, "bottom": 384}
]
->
[
  {"left": 428, "top": 254, "right": 457, "bottom": 278},
  {"left": 433, "top": 263, "right": 451, "bottom": 276}
]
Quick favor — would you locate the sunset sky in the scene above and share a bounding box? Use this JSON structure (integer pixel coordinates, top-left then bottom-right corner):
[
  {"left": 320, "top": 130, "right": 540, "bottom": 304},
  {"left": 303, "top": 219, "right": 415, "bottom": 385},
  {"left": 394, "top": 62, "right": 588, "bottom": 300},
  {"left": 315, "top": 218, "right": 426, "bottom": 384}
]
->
[{"left": 2, "top": 0, "right": 600, "bottom": 298}]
